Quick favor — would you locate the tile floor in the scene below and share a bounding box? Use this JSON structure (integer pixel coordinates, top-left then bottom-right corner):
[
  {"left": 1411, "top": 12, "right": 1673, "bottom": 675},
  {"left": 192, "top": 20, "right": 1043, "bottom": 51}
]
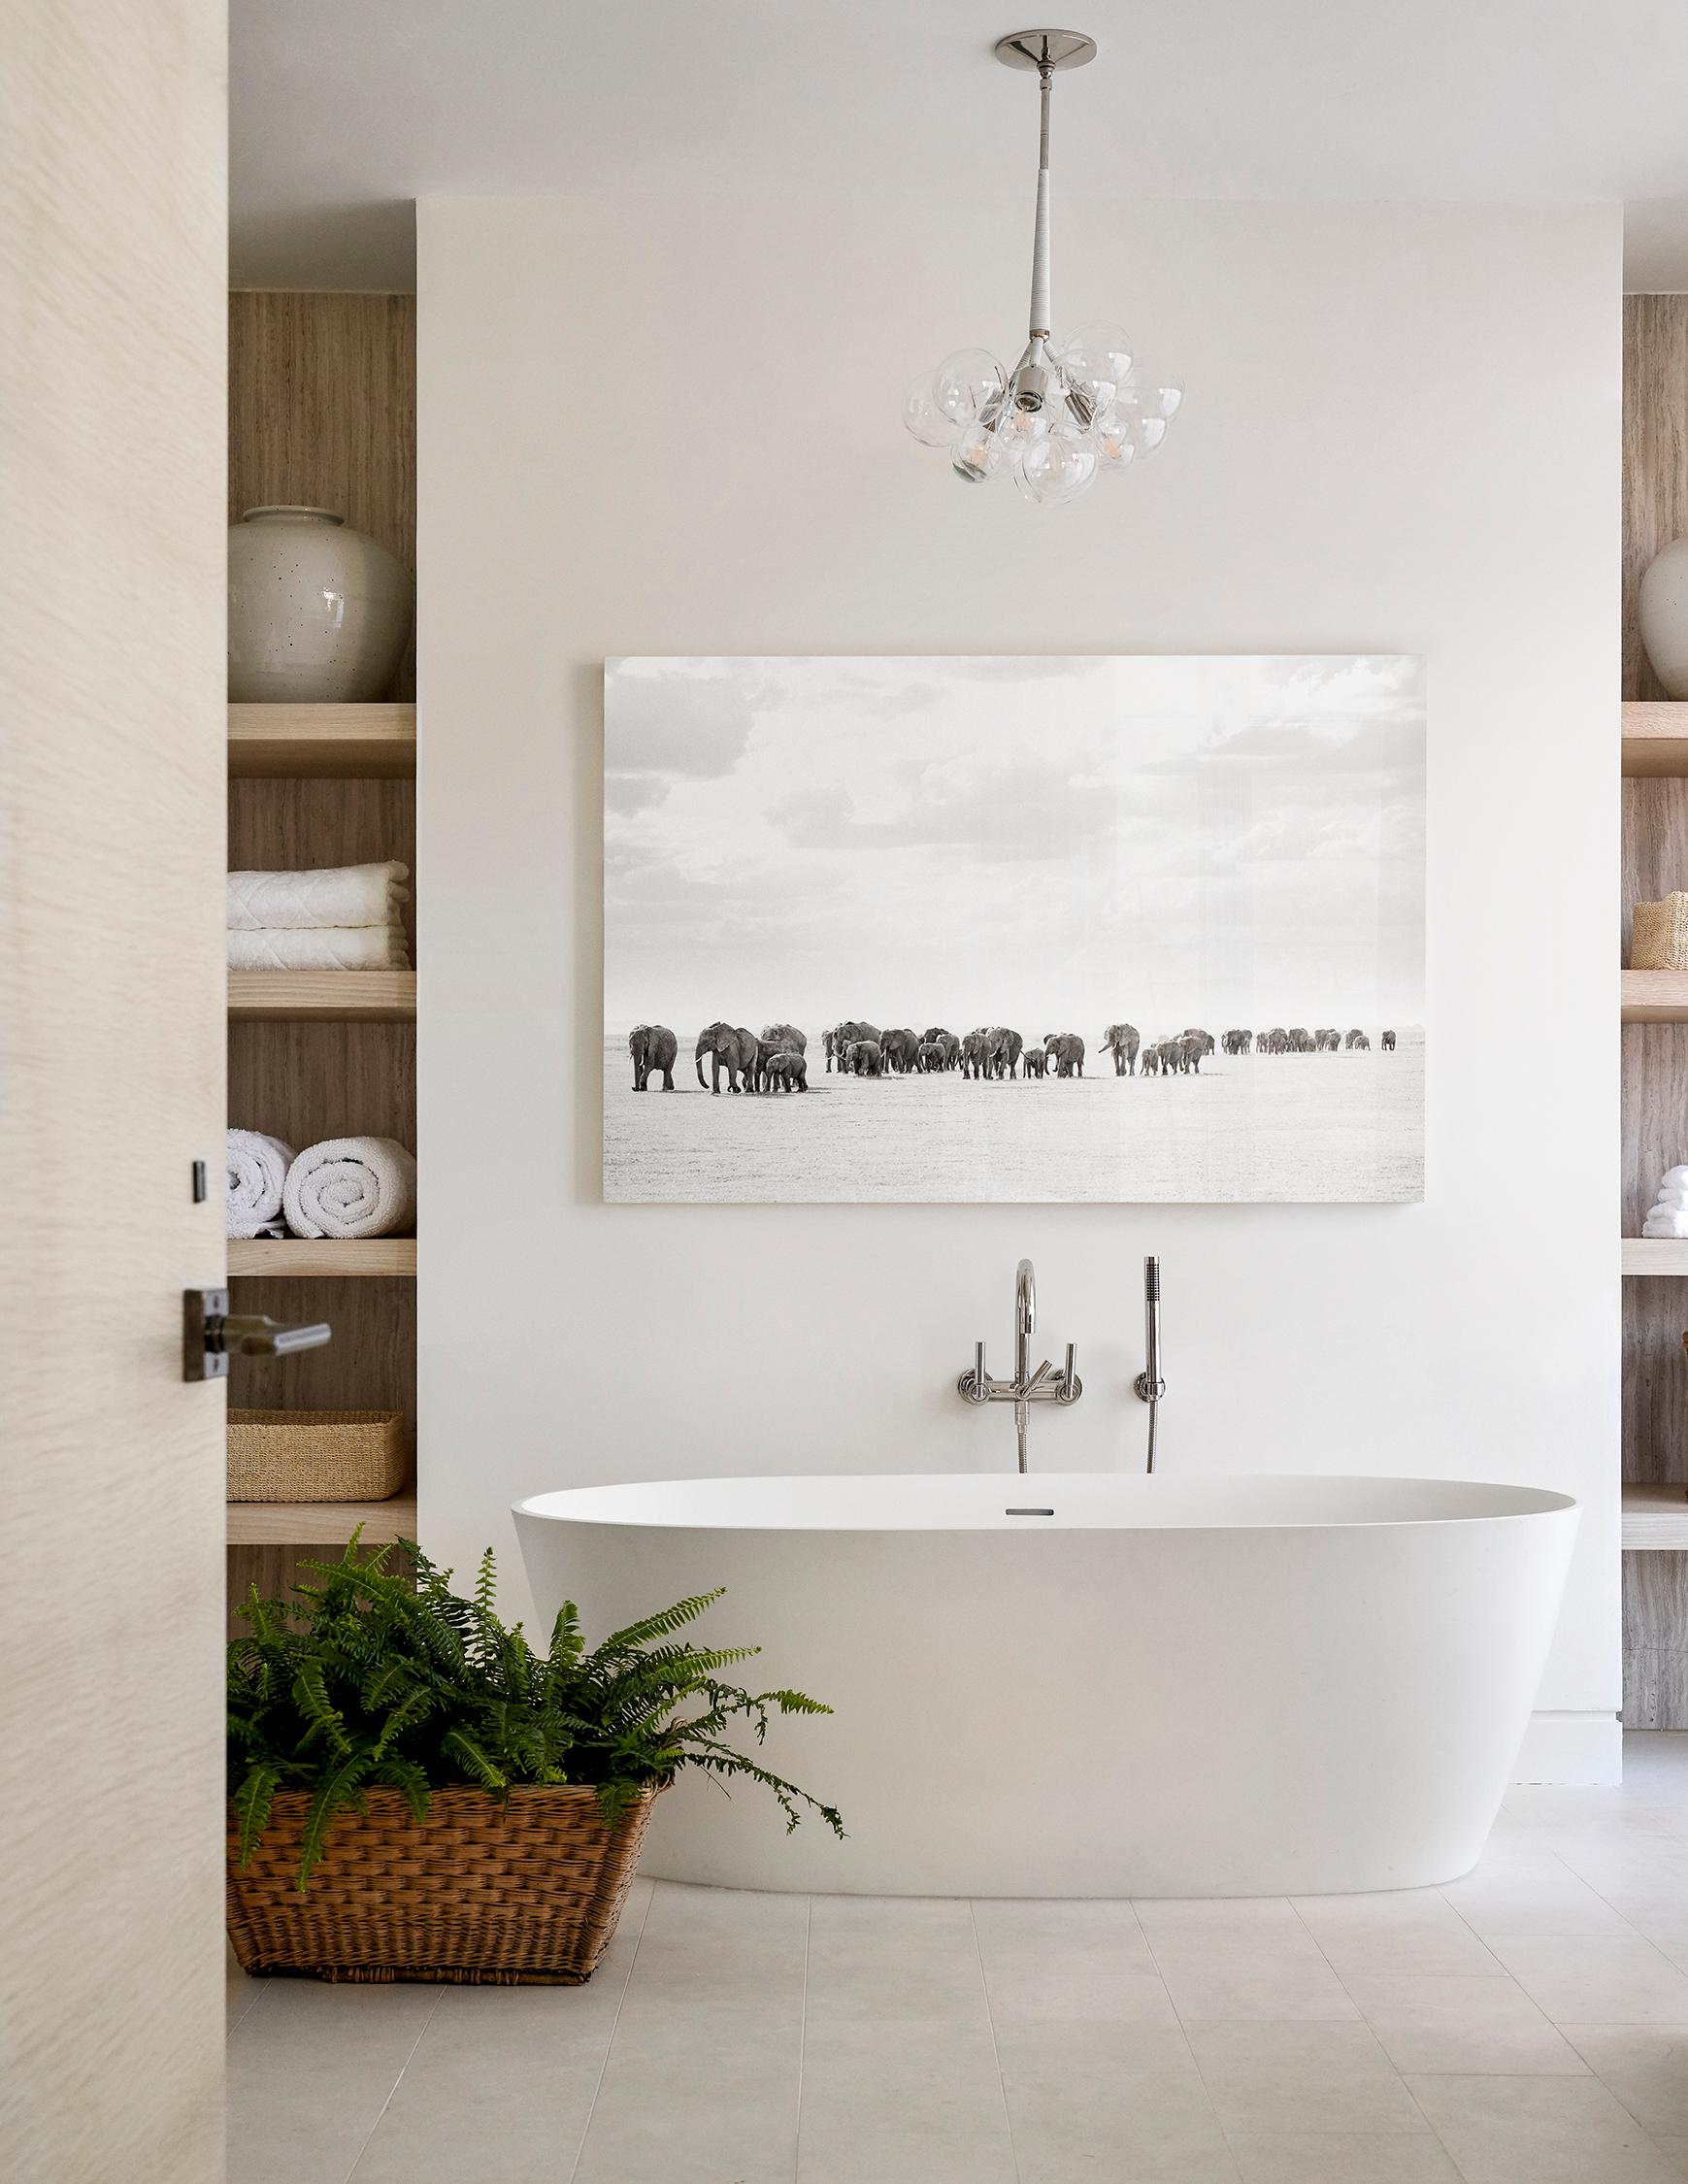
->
[{"left": 228, "top": 1732, "right": 1688, "bottom": 2183}]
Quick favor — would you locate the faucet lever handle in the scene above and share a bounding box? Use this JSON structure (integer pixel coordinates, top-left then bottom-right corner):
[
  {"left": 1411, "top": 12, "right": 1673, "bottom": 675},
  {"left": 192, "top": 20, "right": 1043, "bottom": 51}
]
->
[
  {"left": 1057, "top": 1341, "right": 1080, "bottom": 1402},
  {"left": 957, "top": 1340, "right": 993, "bottom": 1404}
]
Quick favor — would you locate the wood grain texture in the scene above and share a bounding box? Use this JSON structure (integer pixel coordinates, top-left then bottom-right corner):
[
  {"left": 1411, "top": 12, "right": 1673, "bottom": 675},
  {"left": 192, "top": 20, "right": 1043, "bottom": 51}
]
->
[
  {"left": 1623, "top": 1550, "right": 1688, "bottom": 1728},
  {"left": 1623, "top": 702, "right": 1688, "bottom": 778},
  {"left": 228, "top": 773, "right": 416, "bottom": 958},
  {"left": 228, "top": 702, "right": 415, "bottom": 778},
  {"left": 228, "top": 291, "right": 416, "bottom": 699},
  {"left": 228, "top": 969, "right": 416, "bottom": 1021},
  {"left": 0, "top": 3, "right": 226, "bottom": 2174},
  {"left": 1624, "top": 296, "right": 1688, "bottom": 702},
  {"left": 227, "top": 1493, "right": 415, "bottom": 1547},
  {"left": 229, "top": 1275, "right": 415, "bottom": 1453},
  {"left": 1622, "top": 1237, "right": 1688, "bottom": 1274},
  {"left": 227, "top": 1239, "right": 417, "bottom": 1276}
]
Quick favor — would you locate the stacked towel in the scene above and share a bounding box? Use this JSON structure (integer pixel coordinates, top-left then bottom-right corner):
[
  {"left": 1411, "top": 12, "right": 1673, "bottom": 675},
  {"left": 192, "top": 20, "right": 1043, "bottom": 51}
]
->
[
  {"left": 225, "top": 1129, "right": 295, "bottom": 1239},
  {"left": 227, "top": 860, "right": 411, "bottom": 972},
  {"left": 282, "top": 1137, "right": 417, "bottom": 1240},
  {"left": 1643, "top": 1166, "right": 1688, "bottom": 1239}
]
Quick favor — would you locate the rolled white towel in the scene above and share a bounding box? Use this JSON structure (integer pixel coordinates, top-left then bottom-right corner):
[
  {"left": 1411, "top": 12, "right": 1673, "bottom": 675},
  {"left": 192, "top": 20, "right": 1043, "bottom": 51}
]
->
[
  {"left": 228, "top": 925, "right": 410, "bottom": 971},
  {"left": 226, "top": 1129, "right": 296, "bottom": 1240},
  {"left": 228, "top": 860, "right": 410, "bottom": 933},
  {"left": 283, "top": 1137, "right": 416, "bottom": 1240},
  {"left": 1643, "top": 1208, "right": 1688, "bottom": 1239}
]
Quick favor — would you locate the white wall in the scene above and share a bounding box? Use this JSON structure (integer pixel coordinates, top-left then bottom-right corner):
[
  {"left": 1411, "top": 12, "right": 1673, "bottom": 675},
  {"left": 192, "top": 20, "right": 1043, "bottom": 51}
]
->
[{"left": 417, "top": 197, "right": 1621, "bottom": 1780}]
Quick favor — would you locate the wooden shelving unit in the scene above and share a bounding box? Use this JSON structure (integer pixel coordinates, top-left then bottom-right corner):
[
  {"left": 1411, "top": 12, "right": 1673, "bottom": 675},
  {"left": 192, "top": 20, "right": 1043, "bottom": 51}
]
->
[
  {"left": 228, "top": 1238, "right": 416, "bottom": 1278},
  {"left": 1623, "top": 701, "right": 1688, "bottom": 778},
  {"left": 228, "top": 970, "right": 415, "bottom": 1021},
  {"left": 1623, "top": 1482, "right": 1688, "bottom": 1550},
  {"left": 225, "top": 290, "right": 418, "bottom": 1590},
  {"left": 228, "top": 702, "right": 415, "bottom": 778},
  {"left": 226, "top": 1494, "right": 416, "bottom": 1547},
  {"left": 1622, "top": 970, "right": 1688, "bottom": 1023}
]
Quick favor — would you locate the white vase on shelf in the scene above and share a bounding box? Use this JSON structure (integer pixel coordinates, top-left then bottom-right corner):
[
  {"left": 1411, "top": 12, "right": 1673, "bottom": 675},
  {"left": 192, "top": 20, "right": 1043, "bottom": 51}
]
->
[
  {"left": 1639, "top": 536, "right": 1688, "bottom": 699},
  {"left": 227, "top": 505, "right": 412, "bottom": 703}
]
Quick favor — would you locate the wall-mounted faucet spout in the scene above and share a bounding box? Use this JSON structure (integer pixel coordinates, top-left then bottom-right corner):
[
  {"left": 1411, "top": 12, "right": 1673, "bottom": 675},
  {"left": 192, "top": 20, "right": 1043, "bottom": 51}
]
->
[
  {"left": 958, "top": 1256, "right": 1080, "bottom": 1473},
  {"left": 1132, "top": 1254, "right": 1164, "bottom": 1473}
]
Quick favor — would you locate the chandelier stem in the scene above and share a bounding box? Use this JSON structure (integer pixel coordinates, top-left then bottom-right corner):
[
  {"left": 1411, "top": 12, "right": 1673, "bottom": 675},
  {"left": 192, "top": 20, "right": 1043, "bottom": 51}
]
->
[{"left": 1030, "top": 63, "right": 1052, "bottom": 340}]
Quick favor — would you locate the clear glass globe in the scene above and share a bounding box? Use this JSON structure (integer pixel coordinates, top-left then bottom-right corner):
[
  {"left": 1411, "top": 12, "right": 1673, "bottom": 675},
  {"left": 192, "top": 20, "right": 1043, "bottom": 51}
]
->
[
  {"left": 934, "top": 347, "right": 1006, "bottom": 425},
  {"left": 1055, "top": 321, "right": 1135, "bottom": 418},
  {"left": 992, "top": 392, "right": 1052, "bottom": 456},
  {"left": 1015, "top": 425, "right": 1100, "bottom": 506},
  {"left": 903, "top": 372, "right": 954, "bottom": 449},
  {"left": 1093, "top": 406, "right": 1139, "bottom": 473},
  {"left": 1125, "top": 358, "right": 1184, "bottom": 422},
  {"left": 950, "top": 416, "right": 1005, "bottom": 483}
]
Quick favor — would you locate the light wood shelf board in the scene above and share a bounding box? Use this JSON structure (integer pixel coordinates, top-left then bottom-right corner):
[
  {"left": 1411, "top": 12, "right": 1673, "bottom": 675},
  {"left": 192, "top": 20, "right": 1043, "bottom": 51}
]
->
[
  {"left": 1622, "top": 971, "right": 1688, "bottom": 1023},
  {"left": 1623, "top": 1483, "right": 1688, "bottom": 1549},
  {"left": 228, "top": 703, "right": 415, "bottom": 778},
  {"left": 228, "top": 970, "right": 415, "bottom": 1021},
  {"left": 227, "top": 1493, "right": 416, "bottom": 1547},
  {"left": 1623, "top": 702, "right": 1688, "bottom": 778},
  {"left": 228, "top": 1238, "right": 416, "bottom": 1277}
]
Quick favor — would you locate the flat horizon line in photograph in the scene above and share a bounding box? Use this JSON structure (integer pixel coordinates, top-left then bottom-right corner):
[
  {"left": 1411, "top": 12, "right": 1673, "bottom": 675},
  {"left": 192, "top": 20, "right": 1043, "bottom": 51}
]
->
[{"left": 604, "top": 655, "right": 1424, "bottom": 1203}]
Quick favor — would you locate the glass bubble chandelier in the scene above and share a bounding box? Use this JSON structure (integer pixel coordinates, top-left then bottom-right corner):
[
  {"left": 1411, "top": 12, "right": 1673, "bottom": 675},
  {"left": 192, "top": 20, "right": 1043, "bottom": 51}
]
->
[{"left": 904, "top": 28, "right": 1183, "bottom": 506}]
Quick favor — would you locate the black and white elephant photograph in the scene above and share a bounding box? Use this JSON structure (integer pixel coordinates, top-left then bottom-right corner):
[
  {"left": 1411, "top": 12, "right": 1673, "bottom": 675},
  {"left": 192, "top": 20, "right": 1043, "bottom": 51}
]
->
[{"left": 603, "top": 655, "right": 1424, "bottom": 1202}]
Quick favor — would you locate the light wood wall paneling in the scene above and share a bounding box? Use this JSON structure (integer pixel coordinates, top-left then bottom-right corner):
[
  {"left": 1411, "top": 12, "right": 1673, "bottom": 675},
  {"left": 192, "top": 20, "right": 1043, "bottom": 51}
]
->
[
  {"left": 228, "top": 1274, "right": 416, "bottom": 1455},
  {"left": 1624, "top": 295, "right": 1688, "bottom": 703},
  {"left": 1623, "top": 1550, "right": 1688, "bottom": 1727},
  {"left": 228, "top": 1020, "right": 416, "bottom": 1151},
  {"left": 1622, "top": 1280, "right": 1688, "bottom": 1487},
  {"left": 228, "top": 291, "right": 417, "bottom": 699}
]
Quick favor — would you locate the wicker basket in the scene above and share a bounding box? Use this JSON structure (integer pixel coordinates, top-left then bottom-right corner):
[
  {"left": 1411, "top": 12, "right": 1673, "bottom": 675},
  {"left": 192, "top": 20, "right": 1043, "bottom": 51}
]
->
[
  {"left": 1633, "top": 892, "right": 1688, "bottom": 970},
  {"left": 227, "top": 1408, "right": 408, "bottom": 1503},
  {"left": 226, "top": 1782, "right": 662, "bottom": 1984}
]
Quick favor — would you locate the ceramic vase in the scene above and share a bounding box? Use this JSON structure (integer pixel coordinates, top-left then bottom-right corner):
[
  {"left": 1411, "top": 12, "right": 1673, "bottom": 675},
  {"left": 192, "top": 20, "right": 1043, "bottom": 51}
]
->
[
  {"left": 227, "top": 505, "right": 412, "bottom": 703},
  {"left": 1639, "top": 536, "right": 1688, "bottom": 699}
]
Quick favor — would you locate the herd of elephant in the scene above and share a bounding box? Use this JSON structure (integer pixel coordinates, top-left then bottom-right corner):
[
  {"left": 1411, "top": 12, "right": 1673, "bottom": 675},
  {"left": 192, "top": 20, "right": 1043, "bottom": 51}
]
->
[{"left": 627, "top": 1018, "right": 1398, "bottom": 1093}]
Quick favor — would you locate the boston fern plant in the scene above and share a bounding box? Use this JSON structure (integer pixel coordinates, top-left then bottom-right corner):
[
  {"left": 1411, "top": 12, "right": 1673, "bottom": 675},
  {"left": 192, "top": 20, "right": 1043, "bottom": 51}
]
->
[{"left": 228, "top": 1531, "right": 843, "bottom": 1890}]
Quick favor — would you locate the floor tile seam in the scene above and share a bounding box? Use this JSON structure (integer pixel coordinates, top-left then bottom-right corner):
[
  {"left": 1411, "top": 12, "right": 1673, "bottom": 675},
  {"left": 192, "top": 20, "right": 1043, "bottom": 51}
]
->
[
  {"left": 342, "top": 1983, "right": 447, "bottom": 2184},
  {"left": 563, "top": 1871, "right": 657, "bottom": 2184},
  {"left": 1288, "top": 1897, "right": 1484, "bottom": 2166},
  {"left": 968, "top": 1897, "right": 1026, "bottom": 2184}
]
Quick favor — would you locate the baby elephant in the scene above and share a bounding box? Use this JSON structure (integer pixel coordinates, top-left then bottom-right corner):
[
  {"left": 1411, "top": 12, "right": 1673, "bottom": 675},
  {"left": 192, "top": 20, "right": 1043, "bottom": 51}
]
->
[
  {"left": 765, "top": 1050, "right": 808, "bottom": 1092},
  {"left": 1022, "top": 1047, "right": 1046, "bottom": 1078}
]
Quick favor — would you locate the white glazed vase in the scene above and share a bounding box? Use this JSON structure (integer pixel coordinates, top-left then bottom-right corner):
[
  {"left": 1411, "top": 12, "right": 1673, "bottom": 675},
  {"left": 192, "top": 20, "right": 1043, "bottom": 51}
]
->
[
  {"left": 1639, "top": 537, "right": 1688, "bottom": 700},
  {"left": 227, "top": 505, "right": 412, "bottom": 703}
]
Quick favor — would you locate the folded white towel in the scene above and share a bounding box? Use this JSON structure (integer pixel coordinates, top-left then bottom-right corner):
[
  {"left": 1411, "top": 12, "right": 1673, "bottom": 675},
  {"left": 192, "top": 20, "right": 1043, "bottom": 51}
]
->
[
  {"left": 1643, "top": 1208, "right": 1688, "bottom": 1239},
  {"left": 226, "top": 1129, "right": 296, "bottom": 1240},
  {"left": 1662, "top": 1167, "right": 1688, "bottom": 1191},
  {"left": 228, "top": 925, "right": 410, "bottom": 971},
  {"left": 283, "top": 1137, "right": 416, "bottom": 1240},
  {"left": 227, "top": 860, "right": 410, "bottom": 933},
  {"left": 1653, "top": 1181, "right": 1688, "bottom": 1211}
]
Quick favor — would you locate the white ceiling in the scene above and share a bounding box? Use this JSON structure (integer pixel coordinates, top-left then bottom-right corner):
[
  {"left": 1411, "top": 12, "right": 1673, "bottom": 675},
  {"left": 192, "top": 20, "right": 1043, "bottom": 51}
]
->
[{"left": 231, "top": 1, "right": 1688, "bottom": 291}]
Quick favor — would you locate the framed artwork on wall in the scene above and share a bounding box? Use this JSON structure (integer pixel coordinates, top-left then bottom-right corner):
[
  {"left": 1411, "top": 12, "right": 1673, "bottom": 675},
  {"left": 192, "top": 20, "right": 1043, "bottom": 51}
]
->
[{"left": 603, "top": 655, "right": 1425, "bottom": 1204}]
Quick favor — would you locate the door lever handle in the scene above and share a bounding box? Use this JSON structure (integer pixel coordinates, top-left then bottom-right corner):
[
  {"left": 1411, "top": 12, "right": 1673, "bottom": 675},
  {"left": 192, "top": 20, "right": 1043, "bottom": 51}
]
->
[{"left": 184, "top": 1287, "right": 332, "bottom": 1380}]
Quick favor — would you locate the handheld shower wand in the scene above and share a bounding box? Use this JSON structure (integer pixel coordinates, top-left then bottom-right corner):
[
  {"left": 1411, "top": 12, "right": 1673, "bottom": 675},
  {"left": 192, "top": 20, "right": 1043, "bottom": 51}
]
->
[{"left": 1132, "top": 1255, "right": 1164, "bottom": 1473}]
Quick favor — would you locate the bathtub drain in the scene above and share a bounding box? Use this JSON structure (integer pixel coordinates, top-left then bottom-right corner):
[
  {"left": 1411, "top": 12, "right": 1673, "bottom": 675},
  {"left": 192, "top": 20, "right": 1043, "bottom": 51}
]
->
[{"left": 1006, "top": 1507, "right": 1055, "bottom": 1516}]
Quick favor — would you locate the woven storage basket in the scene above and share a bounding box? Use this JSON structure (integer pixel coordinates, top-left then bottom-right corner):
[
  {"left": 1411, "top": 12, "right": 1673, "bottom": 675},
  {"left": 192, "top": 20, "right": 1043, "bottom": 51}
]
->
[
  {"left": 1633, "top": 892, "right": 1688, "bottom": 970},
  {"left": 227, "top": 1782, "right": 661, "bottom": 1984},
  {"left": 227, "top": 1408, "right": 407, "bottom": 1503}
]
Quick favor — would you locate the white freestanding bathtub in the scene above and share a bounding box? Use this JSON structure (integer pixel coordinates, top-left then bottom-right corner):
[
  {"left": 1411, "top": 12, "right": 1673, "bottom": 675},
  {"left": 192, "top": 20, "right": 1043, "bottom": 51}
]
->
[{"left": 513, "top": 1473, "right": 1578, "bottom": 1898}]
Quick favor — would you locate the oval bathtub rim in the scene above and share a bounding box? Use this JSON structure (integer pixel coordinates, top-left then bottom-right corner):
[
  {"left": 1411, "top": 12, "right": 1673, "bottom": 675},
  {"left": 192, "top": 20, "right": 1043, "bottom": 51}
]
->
[{"left": 512, "top": 1471, "right": 1581, "bottom": 1536}]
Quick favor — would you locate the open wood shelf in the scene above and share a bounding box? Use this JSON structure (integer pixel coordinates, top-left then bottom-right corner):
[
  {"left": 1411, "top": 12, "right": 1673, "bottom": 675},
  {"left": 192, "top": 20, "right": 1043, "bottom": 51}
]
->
[
  {"left": 1623, "top": 701, "right": 1688, "bottom": 778},
  {"left": 1622, "top": 1237, "right": 1688, "bottom": 1275},
  {"left": 1623, "top": 1482, "right": 1688, "bottom": 1549},
  {"left": 228, "top": 970, "right": 415, "bottom": 1021},
  {"left": 226, "top": 1492, "right": 416, "bottom": 1546},
  {"left": 1621, "top": 971, "right": 1688, "bottom": 1023},
  {"left": 228, "top": 1238, "right": 416, "bottom": 1277},
  {"left": 228, "top": 702, "right": 415, "bottom": 778}
]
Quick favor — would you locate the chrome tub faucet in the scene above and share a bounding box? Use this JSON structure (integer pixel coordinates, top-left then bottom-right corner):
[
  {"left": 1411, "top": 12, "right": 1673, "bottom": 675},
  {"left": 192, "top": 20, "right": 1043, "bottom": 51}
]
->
[{"left": 957, "top": 1257, "right": 1081, "bottom": 1472}]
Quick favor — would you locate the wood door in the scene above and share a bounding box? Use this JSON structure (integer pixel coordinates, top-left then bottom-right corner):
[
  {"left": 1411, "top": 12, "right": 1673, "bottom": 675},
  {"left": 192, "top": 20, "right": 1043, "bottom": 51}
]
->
[{"left": 0, "top": 3, "right": 227, "bottom": 2179}]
